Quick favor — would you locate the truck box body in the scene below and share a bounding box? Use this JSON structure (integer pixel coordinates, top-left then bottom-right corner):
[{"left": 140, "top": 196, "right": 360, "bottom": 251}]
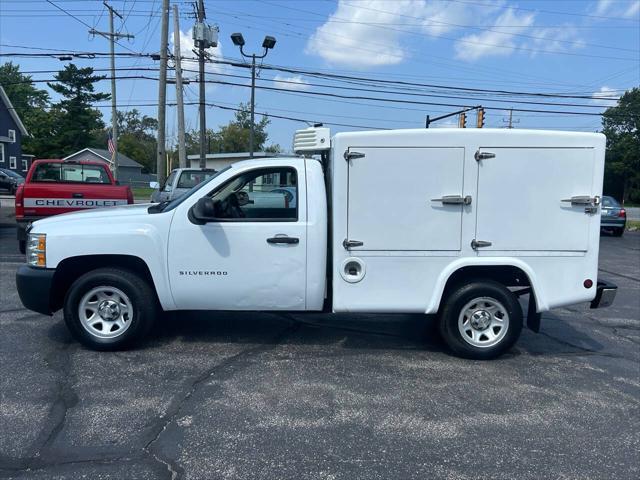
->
[
  {"left": 327, "top": 129, "right": 604, "bottom": 313},
  {"left": 15, "top": 127, "right": 614, "bottom": 358}
]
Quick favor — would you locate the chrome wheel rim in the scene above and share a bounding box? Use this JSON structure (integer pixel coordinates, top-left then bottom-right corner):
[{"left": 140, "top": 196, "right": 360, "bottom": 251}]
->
[
  {"left": 458, "top": 296, "right": 509, "bottom": 348},
  {"left": 78, "top": 286, "right": 133, "bottom": 339}
]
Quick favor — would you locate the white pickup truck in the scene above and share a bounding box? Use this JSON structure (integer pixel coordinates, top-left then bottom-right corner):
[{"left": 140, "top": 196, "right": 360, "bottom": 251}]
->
[{"left": 16, "top": 127, "right": 617, "bottom": 359}]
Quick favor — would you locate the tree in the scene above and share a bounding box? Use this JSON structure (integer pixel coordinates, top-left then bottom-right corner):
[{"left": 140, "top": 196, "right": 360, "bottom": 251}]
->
[
  {"left": 217, "top": 103, "right": 270, "bottom": 153},
  {"left": 116, "top": 109, "right": 158, "bottom": 172},
  {"left": 185, "top": 128, "right": 219, "bottom": 156},
  {"left": 602, "top": 88, "right": 640, "bottom": 203},
  {"left": 46, "top": 64, "right": 109, "bottom": 156},
  {"left": 184, "top": 104, "right": 277, "bottom": 156},
  {"left": 0, "top": 62, "right": 54, "bottom": 157}
]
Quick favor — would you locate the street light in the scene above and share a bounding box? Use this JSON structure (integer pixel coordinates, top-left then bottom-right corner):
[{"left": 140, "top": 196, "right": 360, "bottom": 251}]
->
[{"left": 230, "top": 32, "right": 276, "bottom": 158}]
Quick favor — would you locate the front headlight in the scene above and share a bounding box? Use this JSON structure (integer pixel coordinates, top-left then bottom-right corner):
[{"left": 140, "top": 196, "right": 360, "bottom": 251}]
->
[{"left": 26, "top": 233, "right": 46, "bottom": 267}]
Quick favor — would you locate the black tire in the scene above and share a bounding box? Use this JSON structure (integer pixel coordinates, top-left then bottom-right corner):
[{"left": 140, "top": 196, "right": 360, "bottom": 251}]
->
[
  {"left": 18, "top": 240, "right": 25, "bottom": 255},
  {"left": 438, "top": 280, "right": 523, "bottom": 360},
  {"left": 613, "top": 227, "right": 624, "bottom": 237},
  {"left": 63, "top": 268, "right": 157, "bottom": 351}
]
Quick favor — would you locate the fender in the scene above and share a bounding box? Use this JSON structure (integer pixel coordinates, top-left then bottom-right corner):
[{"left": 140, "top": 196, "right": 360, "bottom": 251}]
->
[{"left": 425, "top": 257, "right": 547, "bottom": 315}]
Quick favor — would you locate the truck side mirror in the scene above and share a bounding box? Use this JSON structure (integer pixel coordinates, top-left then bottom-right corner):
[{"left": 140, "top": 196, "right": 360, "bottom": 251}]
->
[
  {"left": 149, "top": 181, "right": 160, "bottom": 189},
  {"left": 189, "top": 197, "right": 217, "bottom": 224}
]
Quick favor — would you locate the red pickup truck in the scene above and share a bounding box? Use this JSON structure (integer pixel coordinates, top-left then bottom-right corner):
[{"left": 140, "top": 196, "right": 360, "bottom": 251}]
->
[{"left": 15, "top": 159, "right": 133, "bottom": 253}]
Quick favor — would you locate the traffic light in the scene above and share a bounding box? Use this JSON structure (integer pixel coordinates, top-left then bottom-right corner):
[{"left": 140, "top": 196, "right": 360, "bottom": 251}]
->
[
  {"left": 477, "top": 108, "right": 485, "bottom": 128},
  {"left": 458, "top": 112, "right": 467, "bottom": 128}
]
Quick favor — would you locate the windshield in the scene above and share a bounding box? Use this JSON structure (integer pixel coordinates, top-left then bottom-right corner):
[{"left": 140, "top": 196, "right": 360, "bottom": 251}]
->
[
  {"left": 177, "top": 170, "right": 217, "bottom": 189},
  {"left": 31, "top": 163, "right": 110, "bottom": 184},
  {"left": 1, "top": 169, "right": 24, "bottom": 179},
  {"left": 149, "top": 166, "right": 231, "bottom": 214},
  {"left": 602, "top": 196, "right": 621, "bottom": 208}
]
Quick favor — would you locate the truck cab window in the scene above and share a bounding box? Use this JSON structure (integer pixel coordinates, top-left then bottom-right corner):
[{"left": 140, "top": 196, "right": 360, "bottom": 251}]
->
[{"left": 211, "top": 167, "right": 297, "bottom": 221}]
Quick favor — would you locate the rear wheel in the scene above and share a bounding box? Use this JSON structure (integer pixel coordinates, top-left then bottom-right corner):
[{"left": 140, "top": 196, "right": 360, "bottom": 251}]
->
[
  {"left": 613, "top": 227, "right": 624, "bottom": 237},
  {"left": 439, "top": 280, "right": 523, "bottom": 360},
  {"left": 63, "top": 268, "right": 156, "bottom": 350}
]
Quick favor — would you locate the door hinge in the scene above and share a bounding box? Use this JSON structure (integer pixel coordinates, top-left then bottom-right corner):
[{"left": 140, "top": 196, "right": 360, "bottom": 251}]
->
[
  {"left": 343, "top": 239, "right": 364, "bottom": 249},
  {"left": 344, "top": 150, "right": 365, "bottom": 161},
  {"left": 474, "top": 150, "right": 495, "bottom": 161},
  {"left": 471, "top": 239, "right": 492, "bottom": 249},
  {"left": 431, "top": 195, "right": 472, "bottom": 205}
]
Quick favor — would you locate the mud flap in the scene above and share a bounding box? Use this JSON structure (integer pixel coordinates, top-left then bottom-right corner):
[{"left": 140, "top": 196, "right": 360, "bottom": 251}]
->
[{"left": 527, "top": 293, "right": 541, "bottom": 333}]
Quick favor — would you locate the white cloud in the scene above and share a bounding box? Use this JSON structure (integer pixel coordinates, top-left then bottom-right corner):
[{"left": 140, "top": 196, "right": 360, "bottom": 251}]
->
[
  {"left": 591, "top": 86, "right": 620, "bottom": 106},
  {"left": 305, "top": 0, "right": 505, "bottom": 67},
  {"left": 306, "top": 0, "right": 417, "bottom": 67},
  {"left": 624, "top": 0, "right": 640, "bottom": 18},
  {"left": 273, "top": 74, "right": 310, "bottom": 91},
  {"left": 307, "top": 0, "right": 586, "bottom": 66},
  {"left": 526, "top": 24, "right": 584, "bottom": 56},
  {"left": 454, "top": 9, "right": 535, "bottom": 61},
  {"left": 593, "top": 0, "right": 639, "bottom": 18},
  {"left": 170, "top": 28, "right": 224, "bottom": 78},
  {"left": 595, "top": 0, "right": 615, "bottom": 15}
]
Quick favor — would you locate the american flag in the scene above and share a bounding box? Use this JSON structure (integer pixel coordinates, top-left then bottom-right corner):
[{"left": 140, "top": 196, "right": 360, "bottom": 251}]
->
[{"left": 107, "top": 130, "right": 115, "bottom": 156}]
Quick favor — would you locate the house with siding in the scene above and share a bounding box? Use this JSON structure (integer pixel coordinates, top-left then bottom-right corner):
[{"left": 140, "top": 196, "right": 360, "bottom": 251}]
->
[
  {"left": 64, "top": 148, "right": 154, "bottom": 185},
  {"left": 0, "top": 86, "right": 31, "bottom": 175}
]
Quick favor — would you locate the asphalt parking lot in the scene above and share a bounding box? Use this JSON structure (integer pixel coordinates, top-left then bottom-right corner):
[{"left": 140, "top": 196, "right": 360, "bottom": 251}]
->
[{"left": 0, "top": 223, "right": 638, "bottom": 480}]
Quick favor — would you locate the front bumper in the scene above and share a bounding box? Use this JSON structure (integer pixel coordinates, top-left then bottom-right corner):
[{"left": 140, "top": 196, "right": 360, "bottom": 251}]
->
[
  {"left": 590, "top": 280, "right": 617, "bottom": 309},
  {"left": 16, "top": 265, "right": 55, "bottom": 315}
]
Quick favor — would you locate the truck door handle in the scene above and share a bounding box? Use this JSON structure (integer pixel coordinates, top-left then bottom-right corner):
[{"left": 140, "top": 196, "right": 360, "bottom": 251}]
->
[
  {"left": 431, "top": 195, "right": 472, "bottom": 205},
  {"left": 561, "top": 195, "right": 600, "bottom": 206},
  {"left": 471, "top": 239, "right": 492, "bottom": 249},
  {"left": 72, "top": 193, "right": 84, "bottom": 198},
  {"left": 267, "top": 236, "right": 299, "bottom": 244}
]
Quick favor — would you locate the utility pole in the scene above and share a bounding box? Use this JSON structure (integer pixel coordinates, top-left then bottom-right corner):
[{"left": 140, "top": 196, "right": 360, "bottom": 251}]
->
[
  {"left": 89, "top": 1, "right": 134, "bottom": 180},
  {"left": 197, "top": 0, "right": 207, "bottom": 169},
  {"left": 250, "top": 54, "right": 256, "bottom": 158},
  {"left": 156, "top": 0, "right": 169, "bottom": 185},
  {"left": 173, "top": 4, "right": 187, "bottom": 168},
  {"left": 503, "top": 109, "right": 520, "bottom": 129}
]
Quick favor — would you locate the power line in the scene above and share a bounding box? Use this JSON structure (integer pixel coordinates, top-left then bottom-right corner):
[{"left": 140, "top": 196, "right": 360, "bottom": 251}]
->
[
  {"left": 444, "top": 0, "right": 640, "bottom": 22},
  {"left": 44, "top": 0, "right": 140, "bottom": 54},
  {"left": 261, "top": 0, "right": 639, "bottom": 61},
  {"left": 7, "top": 63, "right": 623, "bottom": 109}
]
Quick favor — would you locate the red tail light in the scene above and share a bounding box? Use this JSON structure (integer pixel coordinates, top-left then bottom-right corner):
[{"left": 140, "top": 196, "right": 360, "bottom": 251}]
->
[
  {"left": 15, "top": 184, "right": 24, "bottom": 219},
  {"left": 618, "top": 209, "right": 626, "bottom": 218}
]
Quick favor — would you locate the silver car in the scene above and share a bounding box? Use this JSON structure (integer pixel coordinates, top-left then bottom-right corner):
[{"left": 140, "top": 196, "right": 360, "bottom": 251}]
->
[
  {"left": 600, "top": 195, "right": 626, "bottom": 237},
  {"left": 151, "top": 168, "right": 217, "bottom": 203}
]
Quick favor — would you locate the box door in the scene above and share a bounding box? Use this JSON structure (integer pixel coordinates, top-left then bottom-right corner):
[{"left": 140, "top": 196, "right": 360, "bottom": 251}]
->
[
  {"left": 475, "top": 147, "right": 596, "bottom": 251},
  {"left": 346, "top": 147, "right": 465, "bottom": 251}
]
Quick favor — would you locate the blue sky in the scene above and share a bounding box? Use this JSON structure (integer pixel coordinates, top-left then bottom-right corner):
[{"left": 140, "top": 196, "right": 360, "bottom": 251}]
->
[{"left": 1, "top": 0, "right": 639, "bottom": 151}]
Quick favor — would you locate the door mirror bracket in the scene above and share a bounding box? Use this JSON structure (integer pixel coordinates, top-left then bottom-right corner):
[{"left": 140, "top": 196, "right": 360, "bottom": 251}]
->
[{"left": 189, "top": 197, "right": 217, "bottom": 225}]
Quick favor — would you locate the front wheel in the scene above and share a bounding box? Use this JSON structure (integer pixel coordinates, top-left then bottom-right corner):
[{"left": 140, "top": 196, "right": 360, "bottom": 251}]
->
[
  {"left": 63, "top": 268, "right": 157, "bottom": 350},
  {"left": 438, "top": 280, "right": 523, "bottom": 360}
]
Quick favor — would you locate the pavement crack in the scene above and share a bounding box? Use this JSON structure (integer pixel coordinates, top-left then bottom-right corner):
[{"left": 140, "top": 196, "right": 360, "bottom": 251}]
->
[
  {"left": 141, "top": 321, "right": 299, "bottom": 480},
  {"left": 32, "top": 343, "right": 79, "bottom": 461}
]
